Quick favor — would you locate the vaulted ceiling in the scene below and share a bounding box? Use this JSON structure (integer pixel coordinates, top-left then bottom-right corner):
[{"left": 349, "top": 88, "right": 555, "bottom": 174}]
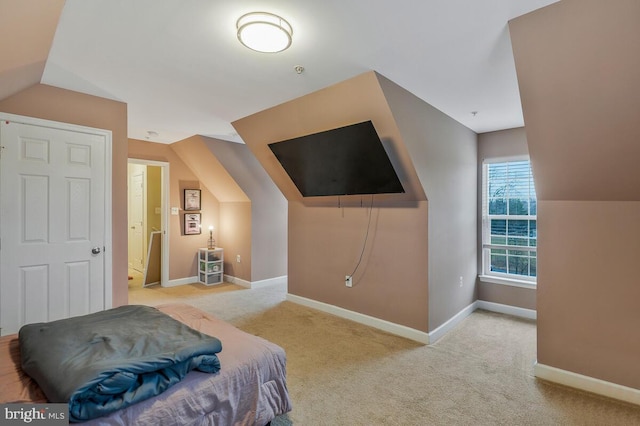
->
[{"left": 2, "top": 0, "right": 558, "bottom": 144}]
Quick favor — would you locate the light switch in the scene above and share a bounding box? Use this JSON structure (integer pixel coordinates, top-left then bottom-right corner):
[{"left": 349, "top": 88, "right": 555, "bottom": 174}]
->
[{"left": 171, "top": 207, "right": 179, "bottom": 215}]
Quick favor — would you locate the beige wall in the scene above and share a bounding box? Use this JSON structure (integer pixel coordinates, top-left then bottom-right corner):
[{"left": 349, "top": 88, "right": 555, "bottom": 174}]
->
[
  {"left": 477, "top": 127, "right": 529, "bottom": 163},
  {"left": 510, "top": 0, "right": 640, "bottom": 388},
  {"left": 234, "top": 71, "right": 476, "bottom": 332},
  {"left": 477, "top": 128, "right": 536, "bottom": 310},
  {"left": 219, "top": 202, "right": 252, "bottom": 281},
  {"left": 0, "top": 0, "right": 65, "bottom": 100},
  {"left": 128, "top": 139, "right": 221, "bottom": 280},
  {"left": 511, "top": 0, "right": 640, "bottom": 202},
  {"left": 169, "top": 136, "right": 255, "bottom": 282},
  {"left": 0, "top": 83, "right": 129, "bottom": 306},
  {"left": 171, "top": 136, "right": 248, "bottom": 203},
  {"left": 130, "top": 136, "right": 284, "bottom": 285},
  {"left": 233, "top": 72, "right": 427, "bottom": 206},
  {"left": 234, "top": 72, "right": 430, "bottom": 331},
  {"left": 180, "top": 180, "right": 219, "bottom": 277},
  {"left": 289, "top": 200, "right": 429, "bottom": 330},
  {"left": 538, "top": 201, "right": 640, "bottom": 388}
]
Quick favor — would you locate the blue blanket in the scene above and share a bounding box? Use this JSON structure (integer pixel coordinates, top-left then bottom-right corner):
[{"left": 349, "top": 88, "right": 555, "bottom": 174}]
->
[{"left": 19, "top": 305, "right": 222, "bottom": 422}]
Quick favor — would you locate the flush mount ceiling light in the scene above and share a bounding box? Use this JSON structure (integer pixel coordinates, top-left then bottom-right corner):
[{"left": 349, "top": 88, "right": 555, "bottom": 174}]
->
[{"left": 236, "top": 12, "right": 292, "bottom": 53}]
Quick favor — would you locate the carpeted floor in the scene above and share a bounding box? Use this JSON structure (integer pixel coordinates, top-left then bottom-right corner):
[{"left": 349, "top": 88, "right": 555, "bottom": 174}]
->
[{"left": 128, "top": 279, "right": 640, "bottom": 425}]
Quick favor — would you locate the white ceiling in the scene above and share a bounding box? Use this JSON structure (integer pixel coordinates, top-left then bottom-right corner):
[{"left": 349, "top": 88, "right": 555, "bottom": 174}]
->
[{"left": 42, "top": 0, "right": 558, "bottom": 144}]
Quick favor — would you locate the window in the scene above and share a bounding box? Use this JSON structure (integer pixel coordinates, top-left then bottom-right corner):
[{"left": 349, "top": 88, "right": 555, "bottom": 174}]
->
[{"left": 482, "top": 159, "right": 537, "bottom": 282}]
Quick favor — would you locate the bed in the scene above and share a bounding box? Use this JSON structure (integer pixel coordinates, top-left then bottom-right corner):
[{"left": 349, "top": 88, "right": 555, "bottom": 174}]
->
[{"left": 0, "top": 303, "right": 292, "bottom": 425}]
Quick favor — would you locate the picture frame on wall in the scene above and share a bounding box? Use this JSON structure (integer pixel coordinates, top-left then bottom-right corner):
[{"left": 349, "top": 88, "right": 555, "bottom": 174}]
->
[
  {"left": 184, "top": 213, "right": 201, "bottom": 235},
  {"left": 184, "top": 189, "right": 201, "bottom": 211}
]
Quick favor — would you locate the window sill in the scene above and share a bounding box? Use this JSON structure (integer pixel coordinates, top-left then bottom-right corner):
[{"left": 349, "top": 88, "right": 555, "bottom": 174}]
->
[{"left": 478, "top": 275, "right": 536, "bottom": 289}]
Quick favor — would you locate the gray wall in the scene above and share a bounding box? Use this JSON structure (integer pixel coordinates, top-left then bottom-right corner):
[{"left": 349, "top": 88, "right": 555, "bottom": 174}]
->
[
  {"left": 378, "top": 75, "right": 478, "bottom": 331},
  {"left": 476, "top": 127, "right": 536, "bottom": 310},
  {"left": 203, "top": 137, "right": 287, "bottom": 282}
]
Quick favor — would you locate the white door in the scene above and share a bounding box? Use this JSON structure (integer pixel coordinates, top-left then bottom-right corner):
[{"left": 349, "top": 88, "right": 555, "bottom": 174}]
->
[
  {"left": 128, "top": 165, "right": 145, "bottom": 272},
  {"left": 0, "top": 117, "right": 110, "bottom": 334}
]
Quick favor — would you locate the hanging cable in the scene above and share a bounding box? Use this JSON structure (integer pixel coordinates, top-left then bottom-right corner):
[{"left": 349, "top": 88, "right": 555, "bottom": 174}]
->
[{"left": 348, "top": 194, "right": 374, "bottom": 280}]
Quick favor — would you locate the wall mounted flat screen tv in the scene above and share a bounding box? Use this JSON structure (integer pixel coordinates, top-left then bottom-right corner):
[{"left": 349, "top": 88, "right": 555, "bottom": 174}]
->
[{"left": 268, "top": 121, "right": 404, "bottom": 197}]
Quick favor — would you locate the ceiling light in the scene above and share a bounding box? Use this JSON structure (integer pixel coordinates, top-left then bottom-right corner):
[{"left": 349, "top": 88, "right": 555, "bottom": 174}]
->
[{"left": 236, "top": 12, "right": 292, "bottom": 53}]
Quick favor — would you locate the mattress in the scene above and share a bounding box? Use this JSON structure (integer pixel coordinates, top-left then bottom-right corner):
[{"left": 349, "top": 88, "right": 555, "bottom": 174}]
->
[{"left": 0, "top": 303, "right": 292, "bottom": 425}]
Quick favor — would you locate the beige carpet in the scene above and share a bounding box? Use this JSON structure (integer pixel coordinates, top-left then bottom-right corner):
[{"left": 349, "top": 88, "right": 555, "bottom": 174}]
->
[{"left": 129, "top": 280, "right": 640, "bottom": 425}]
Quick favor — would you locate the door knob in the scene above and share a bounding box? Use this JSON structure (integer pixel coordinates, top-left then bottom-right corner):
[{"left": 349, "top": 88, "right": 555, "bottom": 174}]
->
[{"left": 92, "top": 247, "right": 102, "bottom": 254}]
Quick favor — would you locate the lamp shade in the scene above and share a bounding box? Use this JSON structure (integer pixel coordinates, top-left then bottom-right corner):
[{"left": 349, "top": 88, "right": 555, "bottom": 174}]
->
[{"left": 237, "top": 12, "right": 292, "bottom": 53}]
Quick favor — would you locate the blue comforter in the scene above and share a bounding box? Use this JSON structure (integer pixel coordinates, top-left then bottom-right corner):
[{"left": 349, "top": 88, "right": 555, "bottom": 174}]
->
[{"left": 19, "top": 305, "right": 222, "bottom": 423}]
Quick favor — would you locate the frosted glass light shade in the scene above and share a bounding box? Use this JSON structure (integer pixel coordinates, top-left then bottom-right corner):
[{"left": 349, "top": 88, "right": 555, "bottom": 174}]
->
[{"left": 237, "top": 12, "right": 292, "bottom": 53}]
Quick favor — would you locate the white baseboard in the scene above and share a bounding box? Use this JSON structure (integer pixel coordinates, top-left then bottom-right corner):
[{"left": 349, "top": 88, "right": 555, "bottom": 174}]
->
[
  {"left": 534, "top": 362, "right": 640, "bottom": 406},
  {"left": 477, "top": 300, "right": 537, "bottom": 320},
  {"left": 286, "top": 294, "right": 429, "bottom": 344},
  {"left": 224, "top": 275, "right": 251, "bottom": 288},
  {"left": 250, "top": 275, "right": 287, "bottom": 289},
  {"left": 162, "top": 274, "right": 287, "bottom": 289},
  {"left": 224, "top": 274, "right": 287, "bottom": 289},
  {"left": 164, "top": 276, "right": 198, "bottom": 287},
  {"left": 283, "top": 296, "right": 533, "bottom": 345},
  {"left": 284, "top": 294, "right": 538, "bottom": 345},
  {"left": 428, "top": 301, "right": 479, "bottom": 343}
]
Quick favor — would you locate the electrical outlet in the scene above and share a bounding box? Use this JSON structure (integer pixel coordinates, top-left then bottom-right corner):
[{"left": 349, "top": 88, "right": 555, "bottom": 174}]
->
[
  {"left": 459, "top": 276, "right": 463, "bottom": 287},
  {"left": 236, "top": 255, "right": 241, "bottom": 263},
  {"left": 345, "top": 275, "right": 352, "bottom": 287}
]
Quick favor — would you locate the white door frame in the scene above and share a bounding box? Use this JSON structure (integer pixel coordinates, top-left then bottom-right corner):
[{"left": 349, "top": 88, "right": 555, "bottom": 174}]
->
[
  {"left": 127, "top": 158, "right": 169, "bottom": 286},
  {"left": 0, "top": 112, "right": 113, "bottom": 312}
]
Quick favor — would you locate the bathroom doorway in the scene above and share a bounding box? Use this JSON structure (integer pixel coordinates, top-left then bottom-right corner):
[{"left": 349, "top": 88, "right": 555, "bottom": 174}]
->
[{"left": 127, "top": 159, "right": 169, "bottom": 287}]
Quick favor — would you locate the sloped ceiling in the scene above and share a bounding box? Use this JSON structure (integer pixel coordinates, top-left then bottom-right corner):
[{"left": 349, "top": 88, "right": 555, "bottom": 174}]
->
[
  {"left": 0, "top": 0, "right": 65, "bottom": 101},
  {"left": 170, "top": 135, "right": 249, "bottom": 203},
  {"left": 232, "top": 71, "right": 426, "bottom": 205},
  {"left": 34, "top": 0, "right": 558, "bottom": 144},
  {"left": 510, "top": 0, "right": 640, "bottom": 201}
]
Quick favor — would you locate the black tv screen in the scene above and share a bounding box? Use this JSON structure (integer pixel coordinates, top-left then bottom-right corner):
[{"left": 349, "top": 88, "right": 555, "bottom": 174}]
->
[{"left": 268, "top": 121, "right": 404, "bottom": 197}]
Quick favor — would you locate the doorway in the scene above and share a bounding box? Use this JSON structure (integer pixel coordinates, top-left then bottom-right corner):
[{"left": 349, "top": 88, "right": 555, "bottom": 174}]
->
[{"left": 127, "top": 159, "right": 169, "bottom": 288}]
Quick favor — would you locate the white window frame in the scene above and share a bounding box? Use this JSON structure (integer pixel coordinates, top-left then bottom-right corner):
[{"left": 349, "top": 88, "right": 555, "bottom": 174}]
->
[{"left": 480, "top": 156, "right": 537, "bottom": 287}]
